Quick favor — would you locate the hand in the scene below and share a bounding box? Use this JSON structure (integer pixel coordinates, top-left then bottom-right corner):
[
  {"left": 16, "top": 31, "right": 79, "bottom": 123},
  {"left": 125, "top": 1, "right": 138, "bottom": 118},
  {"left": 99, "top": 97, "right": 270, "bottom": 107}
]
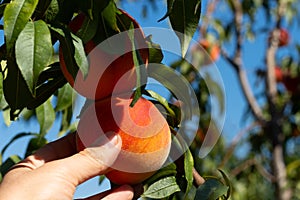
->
[{"left": 0, "top": 132, "right": 134, "bottom": 200}]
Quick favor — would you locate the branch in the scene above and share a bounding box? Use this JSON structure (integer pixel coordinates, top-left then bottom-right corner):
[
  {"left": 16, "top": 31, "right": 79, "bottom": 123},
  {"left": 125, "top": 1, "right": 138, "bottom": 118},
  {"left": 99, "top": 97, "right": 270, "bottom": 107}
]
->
[
  {"left": 193, "top": 167, "right": 205, "bottom": 186},
  {"left": 220, "top": 0, "right": 266, "bottom": 124},
  {"left": 221, "top": 50, "right": 266, "bottom": 123},
  {"left": 219, "top": 122, "right": 259, "bottom": 168},
  {"left": 230, "top": 157, "right": 275, "bottom": 182}
]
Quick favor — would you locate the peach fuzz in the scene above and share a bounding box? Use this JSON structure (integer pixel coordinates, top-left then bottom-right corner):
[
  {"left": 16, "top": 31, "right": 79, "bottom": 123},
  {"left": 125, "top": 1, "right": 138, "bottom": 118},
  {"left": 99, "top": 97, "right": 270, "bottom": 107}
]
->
[{"left": 76, "top": 95, "right": 171, "bottom": 185}]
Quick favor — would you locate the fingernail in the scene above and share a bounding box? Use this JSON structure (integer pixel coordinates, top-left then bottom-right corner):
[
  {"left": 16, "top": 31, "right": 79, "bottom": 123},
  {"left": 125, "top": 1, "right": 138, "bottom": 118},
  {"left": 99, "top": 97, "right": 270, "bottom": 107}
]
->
[{"left": 106, "top": 131, "right": 119, "bottom": 145}]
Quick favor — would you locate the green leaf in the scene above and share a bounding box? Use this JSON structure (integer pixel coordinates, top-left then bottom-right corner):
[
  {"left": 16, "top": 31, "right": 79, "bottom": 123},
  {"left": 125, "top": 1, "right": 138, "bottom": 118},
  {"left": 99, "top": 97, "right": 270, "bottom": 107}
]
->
[
  {"left": 184, "top": 147, "right": 194, "bottom": 199},
  {"left": 33, "top": 0, "right": 52, "bottom": 19},
  {"left": 145, "top": 35, "right": 164, "bottom": 64},
  {"left": 36, "top": 98, "right": 55, "bottom": 137},
  {"left": 146, "top": 90, "right": 176, "bottom": 118},
  {"left": 144, "top": 163, "right": 177, "bottom": 185},
  {"left": 101, "top": 0, "right": 119, "bottom": 32},
  {"left": 0, "top": 155, "right": 22, "bottom": 177},
  {"left": 168, "top": 0, "right": 201, "bottom": 56},
  {"left": 195, "top": 178, "right": 229, "bottom": 200},
  {"left": 3, "top": 0, "right": 39, "bottom": 51},
  {"left": 128, "top": 24, "right": 147, "bottom": 107},
  {"left": 51, "top": 26, "right": 89, "bottom": 79},
  {"left": 55, "top": 84, "right": 74, "bottom": 111},
  {"left": 142, "top": 176, "right": 181, "bottom": 199},
  {"left": 44, "top": 0, "right": 59, "bottom": 23},
  {"left": 25, "top": 136, "right": 48, "bottom": 157},
  {"left": 76, "top": 13, "right": 99, "bottom": 43},
  {"left": 1, "top": 132, "right": 34, "bottom": 155},
  {"left": 2, "top": 109, "right": 11, "bottom": 126},
  {"left": 16, "top": 20, "right": 53, "bottom": 95},
  {"left": 148, "top": 64, "right": 193, "bottom": 119},
  {"left": 27, "top": 74, "right": 66, "bottom": 110},
  {"left": 218, "top": 169, "right": 232, "bottom": 198},
  {"left": 0, "top": 72, "right": 3, "bottom": 104},
  {"left": 3, "top": 58, "right": 34, "bottom": 119}
]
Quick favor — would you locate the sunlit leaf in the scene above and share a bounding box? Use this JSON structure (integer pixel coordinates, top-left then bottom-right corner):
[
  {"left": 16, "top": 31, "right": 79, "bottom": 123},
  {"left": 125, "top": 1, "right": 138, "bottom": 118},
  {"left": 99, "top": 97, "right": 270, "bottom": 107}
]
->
[
  {"left": 36, "top": 99, "right": 55, "bottom": 137},
  {"left": 101, "top": 0, "right": 119, "bottom": 32},
  {"left": 3, "top": 0, "right": 38, "bottom": 51},
  {"left": 142, "top": 176, "right": 181, "bottom": 199},
  {"left": 184, "top": 147, "right": 194, "bottom": 198},
  {"left": 16, "top": 20, "right": 53, "bottom": 95},
  {"left": 55, "top": 84, "right": 75, "bottom": 111}
]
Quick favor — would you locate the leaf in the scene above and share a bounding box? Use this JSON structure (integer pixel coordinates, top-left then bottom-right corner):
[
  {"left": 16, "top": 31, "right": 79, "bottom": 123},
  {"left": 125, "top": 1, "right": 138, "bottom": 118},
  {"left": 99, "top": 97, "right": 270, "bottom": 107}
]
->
[
  {"left": 3, "top": 0, "right": 39, "bottom": 51},
  {"left": 36, "top": 98, "right": 55, "bottom": 137},
  {"left": 101, "top": 0, "right": 119, "bottom": 32},
  {"left": 146, "top": 90, "right": 176, "bottom": 118},
  {"left": 2, "top": 109, "right": 11, "bottom": 126},
  {"left": 168, "top": 0, "right": 201, "bottom": 56},
  {"left": 16, "top": 20, "right": 53, "bottom": 95},
  {"left": 142, "top": 176, "right": 181, "bottom": 199},
  {"left": 27, "top": 74, "right": 66, "bottom": 110},
  {"left": 145, "top": 35, "right": 164, "bottom": 64},
  {"left": 25, "top": 136, "right": 48, "bottom": 157},
  {"left": 0, "top": 155, "right": 22, "bottom": 177},
  {"left": 144, "top": 163, "right": 177, "bottom": 185},
  {"left": 1, "top": 132, "right": 34, "bottom": 155},
  {"left": 55, "top": 84, "right": 74, "bottom": 111},
  {"left": 128, "top": 24, "right": 147, "bottom": 107},
  {"left": 44, "top": 0, "right": 59, "bottom": 23},
  {"left": 147, "top": 64, "right": 193, "bottom": 119},
  {"left": 3, "top": 58, "right": 34, "bottom": 119},
  {"left": 33, "top": 0, "right": 52, "bottom": 19},
  {"left": 218, "top": 169, "right": 232, "bottom": 198},
  {"left": 76, "top": 12, "right": 99, "bottom": 44},
  {"left": 183, "top": 147, "right": 194, "bottom": 198},
  {"left": 51, "top": 26, "right": 89, "bottom": 79},
  {"left": 0, "top": 72, "right": 3, "bottom": 104},
  {"left": 195, "top": 178, "right": 229, "bottom": 200}
]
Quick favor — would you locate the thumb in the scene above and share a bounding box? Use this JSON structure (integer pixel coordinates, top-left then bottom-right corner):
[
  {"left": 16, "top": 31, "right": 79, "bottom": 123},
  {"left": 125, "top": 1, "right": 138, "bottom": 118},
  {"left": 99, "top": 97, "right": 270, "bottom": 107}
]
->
[{"left": 43, "top": 132, "right": 122, "bottom": 186}]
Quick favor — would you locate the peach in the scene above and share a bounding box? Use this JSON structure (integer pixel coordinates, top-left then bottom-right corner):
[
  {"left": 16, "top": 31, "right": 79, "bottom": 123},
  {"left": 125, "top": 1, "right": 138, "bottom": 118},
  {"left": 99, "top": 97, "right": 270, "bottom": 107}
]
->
[
  {"left": 59, "top": 10, "right": 149, "bottom": 100},
  {"left": 76, "top": 95, "right": 171, "bottom": 185}
]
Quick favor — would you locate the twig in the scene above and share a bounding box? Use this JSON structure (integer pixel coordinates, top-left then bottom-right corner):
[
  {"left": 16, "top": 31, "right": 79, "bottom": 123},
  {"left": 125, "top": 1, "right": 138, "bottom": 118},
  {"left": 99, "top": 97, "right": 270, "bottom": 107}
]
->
[
  {"left": 193, "top": 167, "right": 205, "bottom": 186},
  {"left": 219, "top": 122, "right": 259, "bottom": 168}
]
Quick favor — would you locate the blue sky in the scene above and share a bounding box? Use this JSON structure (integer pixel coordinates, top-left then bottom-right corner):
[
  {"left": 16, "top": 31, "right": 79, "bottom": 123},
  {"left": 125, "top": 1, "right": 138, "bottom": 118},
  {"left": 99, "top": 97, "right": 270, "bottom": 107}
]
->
[{"left": 1, "top": 0, "right": 299, "bottom": 198}]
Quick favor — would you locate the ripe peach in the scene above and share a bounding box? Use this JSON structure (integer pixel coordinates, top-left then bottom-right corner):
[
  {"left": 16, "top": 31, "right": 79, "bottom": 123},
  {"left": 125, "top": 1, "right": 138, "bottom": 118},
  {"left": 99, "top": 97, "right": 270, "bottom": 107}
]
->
[
  {"left": 76, "top": 95, "right": 171, "bottom": 185},
  {"left": 268, "top": 28, "right": 289, "bottom": 47},
  {"left": 275, "top": 66, "right": 283, "bottom": 82},
  {"left": 192, "top": 39, "right": 220, "bottom": 66},
  {"left": 278, "top": 28, "right": 289, "bottom": 47},
  {"left": 59, "top": 10, "right": 149, "bottom": 100}
]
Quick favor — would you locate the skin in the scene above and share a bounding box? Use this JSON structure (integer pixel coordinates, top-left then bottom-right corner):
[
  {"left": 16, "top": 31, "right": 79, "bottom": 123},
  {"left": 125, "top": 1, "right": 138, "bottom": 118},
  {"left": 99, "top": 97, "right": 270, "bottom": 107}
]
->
[{"left": 0, "top": 132, "right": 134, "bottom": 200}]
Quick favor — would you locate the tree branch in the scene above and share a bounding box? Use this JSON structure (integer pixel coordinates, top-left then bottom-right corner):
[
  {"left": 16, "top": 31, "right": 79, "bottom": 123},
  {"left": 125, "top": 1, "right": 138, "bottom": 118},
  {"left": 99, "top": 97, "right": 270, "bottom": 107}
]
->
[{"left": 193, "top": 167, "right": 205, "bottom": 186}]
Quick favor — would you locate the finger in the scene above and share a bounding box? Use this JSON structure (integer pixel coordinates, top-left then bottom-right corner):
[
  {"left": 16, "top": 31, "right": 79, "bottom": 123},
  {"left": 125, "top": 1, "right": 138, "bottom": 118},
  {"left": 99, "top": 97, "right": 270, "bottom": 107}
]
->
[
  {"left": 33, "top": 132, "right": 122, "bottom": 186},
  {"left": 11, "top": 132, "right": 77, "bottom": 171},
  {"left": 79, "top": 185, "right": 134, "bottom": 200}
]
